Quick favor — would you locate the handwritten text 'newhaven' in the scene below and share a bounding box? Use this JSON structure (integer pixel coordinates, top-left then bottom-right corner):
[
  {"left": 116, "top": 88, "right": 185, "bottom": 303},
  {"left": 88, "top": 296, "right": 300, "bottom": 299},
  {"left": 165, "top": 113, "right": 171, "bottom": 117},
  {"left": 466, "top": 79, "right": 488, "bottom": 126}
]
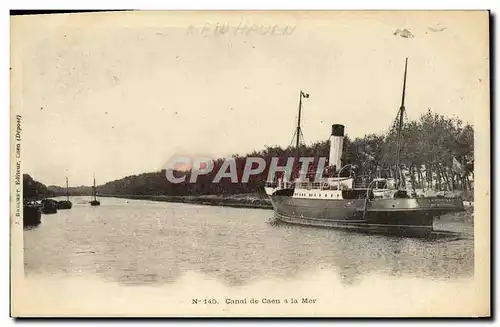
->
[{"left": 187, "top": 23, "right": 296, "bottom": 37}]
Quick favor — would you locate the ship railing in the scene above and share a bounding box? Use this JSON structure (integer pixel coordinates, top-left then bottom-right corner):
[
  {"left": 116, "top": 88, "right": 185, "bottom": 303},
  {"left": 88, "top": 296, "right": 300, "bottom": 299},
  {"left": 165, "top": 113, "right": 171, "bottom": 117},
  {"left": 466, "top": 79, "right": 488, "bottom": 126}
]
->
[
  {"left": 294, "top": 181, "right": 342, "bottom": 191},
  {"left": 265, "top": 181, "right": 295, "bottom": 189},
  {"left": 267, "top": 180, "right": 353, "bottom": 191},
  {"left": 265, "top": 181, "right": 277, "bottom": 188}
]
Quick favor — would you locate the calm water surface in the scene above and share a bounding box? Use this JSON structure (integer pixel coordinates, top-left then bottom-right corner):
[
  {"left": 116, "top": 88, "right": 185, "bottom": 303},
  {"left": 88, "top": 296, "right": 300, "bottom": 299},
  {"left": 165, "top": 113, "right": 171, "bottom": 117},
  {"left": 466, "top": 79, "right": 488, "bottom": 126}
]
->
[{"left": 24, "top": 196, "right": 474, "bottom": 287}]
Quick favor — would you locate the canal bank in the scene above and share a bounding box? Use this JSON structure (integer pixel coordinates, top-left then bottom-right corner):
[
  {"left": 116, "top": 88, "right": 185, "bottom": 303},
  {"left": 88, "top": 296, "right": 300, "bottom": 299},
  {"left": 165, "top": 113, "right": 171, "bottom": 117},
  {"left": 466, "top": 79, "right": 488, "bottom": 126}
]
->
[{"left": 100, "top": 193, "right": 273, "bottom": 210}]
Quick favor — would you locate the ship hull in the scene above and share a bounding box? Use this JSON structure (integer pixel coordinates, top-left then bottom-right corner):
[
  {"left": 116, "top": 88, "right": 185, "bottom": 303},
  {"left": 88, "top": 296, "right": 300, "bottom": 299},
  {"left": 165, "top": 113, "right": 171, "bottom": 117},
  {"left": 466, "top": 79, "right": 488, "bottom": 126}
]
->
[
  {"left": 269, "top": 195, "right": 464, "bottom": 234},
  {"left": 57, "top": 200, "right": 73, "bottom": 209},
  {"left": 23, "top": 205, "right": 42, "bottom": 228}
]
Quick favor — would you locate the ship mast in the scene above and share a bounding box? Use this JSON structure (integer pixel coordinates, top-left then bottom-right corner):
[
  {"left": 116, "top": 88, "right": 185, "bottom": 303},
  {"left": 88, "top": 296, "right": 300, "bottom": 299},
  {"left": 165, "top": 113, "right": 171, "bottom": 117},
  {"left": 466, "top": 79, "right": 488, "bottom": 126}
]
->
[
  {"left": 93, "top": 173, "right": 97, "bottom": 201},
  {"left": 293, "top": 91, "right": 310, "bottom": 179},
  {"left": 394, "top": 58, "right": 408, "bottom": 189},
  {"left": 295, "top": 91, "right": 303, "bottom": 159},
  {"left": 66, "top": 176, "right": 69, "bottom": 201}
]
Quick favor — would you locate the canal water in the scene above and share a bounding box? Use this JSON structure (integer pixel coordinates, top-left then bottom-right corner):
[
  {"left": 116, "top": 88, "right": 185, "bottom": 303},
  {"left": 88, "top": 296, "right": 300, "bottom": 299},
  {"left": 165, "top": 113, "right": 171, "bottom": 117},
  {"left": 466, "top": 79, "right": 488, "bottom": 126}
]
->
[{"left": 23, "top": 196, "right": 474, "bottom": 287}]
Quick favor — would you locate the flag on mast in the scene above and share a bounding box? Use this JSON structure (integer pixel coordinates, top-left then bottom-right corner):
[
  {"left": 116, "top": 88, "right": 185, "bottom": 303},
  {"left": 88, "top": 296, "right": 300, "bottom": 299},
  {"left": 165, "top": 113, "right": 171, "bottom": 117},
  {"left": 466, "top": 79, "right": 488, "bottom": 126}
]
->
[{"left": 301, "top": 91, "right": 310, "bottom": 98}]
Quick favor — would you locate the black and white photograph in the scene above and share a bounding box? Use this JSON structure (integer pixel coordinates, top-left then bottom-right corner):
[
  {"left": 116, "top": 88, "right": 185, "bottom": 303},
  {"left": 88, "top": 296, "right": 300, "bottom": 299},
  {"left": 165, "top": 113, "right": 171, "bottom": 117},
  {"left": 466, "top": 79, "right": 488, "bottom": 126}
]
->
[{"left": 10, "top": 10, "right": 490, "bottom": 317}]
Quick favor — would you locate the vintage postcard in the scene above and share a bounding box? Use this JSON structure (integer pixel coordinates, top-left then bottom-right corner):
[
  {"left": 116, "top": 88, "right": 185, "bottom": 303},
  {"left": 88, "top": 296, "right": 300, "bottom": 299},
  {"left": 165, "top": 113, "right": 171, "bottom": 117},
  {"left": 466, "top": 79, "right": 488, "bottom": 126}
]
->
[{"left": 10, "top": 10, "right": 490, "bottom": 317}]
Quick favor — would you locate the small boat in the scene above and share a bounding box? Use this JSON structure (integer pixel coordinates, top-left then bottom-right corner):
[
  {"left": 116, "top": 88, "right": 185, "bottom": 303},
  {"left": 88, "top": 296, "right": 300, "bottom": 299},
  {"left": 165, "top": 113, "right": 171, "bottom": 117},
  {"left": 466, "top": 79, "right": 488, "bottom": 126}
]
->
[
  {"left": 40, "top": 198, "right": 58, "bottom": 214},
  {"left": 57, "top": 200, "right": 73, "bottom": 209},
  {"left": 90, "top": 173, "right": 100, "bottom": 206},
  {"left": 57, "top": 177, "right": 73, "bottom": 209},
  {"left": 90, "top": 199, "right": 100, "bottom": 206},
  {"left": 23, "top": 201, "right": 41, "bottom": 228}
]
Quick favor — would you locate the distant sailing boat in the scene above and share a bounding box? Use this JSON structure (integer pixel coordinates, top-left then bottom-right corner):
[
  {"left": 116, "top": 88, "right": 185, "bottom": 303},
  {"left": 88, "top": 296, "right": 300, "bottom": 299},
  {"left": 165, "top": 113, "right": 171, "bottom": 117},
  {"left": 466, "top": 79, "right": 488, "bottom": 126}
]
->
[
  {"left": 90, "top": 174, "right": 100, "bottom": 206},
  {"left": 57, "top": 177, "right": 73, "bottom": 209}
]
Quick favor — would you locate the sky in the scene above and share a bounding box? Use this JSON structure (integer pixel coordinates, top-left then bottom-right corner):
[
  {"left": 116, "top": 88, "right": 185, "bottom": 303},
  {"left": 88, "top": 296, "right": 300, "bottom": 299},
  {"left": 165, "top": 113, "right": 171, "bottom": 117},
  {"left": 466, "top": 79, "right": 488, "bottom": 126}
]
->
[{"left": 11, "top": 11, "right": 489, "bottom": 186}]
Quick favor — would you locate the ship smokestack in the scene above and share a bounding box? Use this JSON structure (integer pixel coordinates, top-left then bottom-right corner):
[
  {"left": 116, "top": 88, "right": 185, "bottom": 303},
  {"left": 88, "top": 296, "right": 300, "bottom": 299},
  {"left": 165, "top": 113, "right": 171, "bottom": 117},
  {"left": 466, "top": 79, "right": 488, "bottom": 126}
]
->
[{"left": 329, "top": 124, "right": 345, "bottom": 172}]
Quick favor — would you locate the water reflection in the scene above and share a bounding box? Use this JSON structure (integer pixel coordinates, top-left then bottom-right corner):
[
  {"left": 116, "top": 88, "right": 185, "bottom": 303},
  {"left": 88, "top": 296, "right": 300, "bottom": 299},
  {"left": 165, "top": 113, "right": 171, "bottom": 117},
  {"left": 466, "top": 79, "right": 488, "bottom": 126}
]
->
[{"left": 23, "top": 197, "right": 474, "bottom": 287}]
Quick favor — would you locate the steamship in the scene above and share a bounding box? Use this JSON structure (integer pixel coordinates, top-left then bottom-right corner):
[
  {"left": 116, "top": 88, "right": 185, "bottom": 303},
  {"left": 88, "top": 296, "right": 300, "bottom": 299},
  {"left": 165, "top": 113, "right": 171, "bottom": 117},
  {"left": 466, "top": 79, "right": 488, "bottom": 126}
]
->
[{"left": 264, "top": 58, "right": 465, "bottom": 234}]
